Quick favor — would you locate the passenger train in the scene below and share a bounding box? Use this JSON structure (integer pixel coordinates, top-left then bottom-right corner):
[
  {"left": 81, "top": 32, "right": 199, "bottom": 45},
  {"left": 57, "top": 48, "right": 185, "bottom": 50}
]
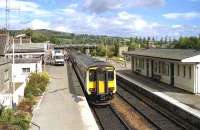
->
[{"left": 69, "top": 51, "right": 116, "bottom": 105}]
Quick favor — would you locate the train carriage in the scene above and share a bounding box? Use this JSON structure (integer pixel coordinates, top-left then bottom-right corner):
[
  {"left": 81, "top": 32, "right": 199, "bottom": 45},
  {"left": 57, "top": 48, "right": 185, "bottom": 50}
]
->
[{"left": 69, "top": 51, "right": 116, "bottom": 104}]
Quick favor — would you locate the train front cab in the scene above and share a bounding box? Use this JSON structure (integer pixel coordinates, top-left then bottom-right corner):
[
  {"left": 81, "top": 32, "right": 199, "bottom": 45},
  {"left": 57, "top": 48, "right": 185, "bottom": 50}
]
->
[{"left": 86, "top": 66, "right": 116, "bottom": 102}]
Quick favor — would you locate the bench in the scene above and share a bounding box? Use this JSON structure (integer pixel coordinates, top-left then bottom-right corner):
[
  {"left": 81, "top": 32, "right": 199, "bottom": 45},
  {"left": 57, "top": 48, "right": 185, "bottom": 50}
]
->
[{"left": 152, "top": 74, "right": 161, "bottom": 81}]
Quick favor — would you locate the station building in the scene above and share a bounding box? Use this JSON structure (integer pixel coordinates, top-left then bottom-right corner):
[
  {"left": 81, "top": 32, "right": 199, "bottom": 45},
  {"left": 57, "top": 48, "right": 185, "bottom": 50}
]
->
[
  {"left": 123, "top": 48, "right": 200, "bottom": 94},
  {"left": 12, "top": 58, "right": 42, "bottom": 83}
]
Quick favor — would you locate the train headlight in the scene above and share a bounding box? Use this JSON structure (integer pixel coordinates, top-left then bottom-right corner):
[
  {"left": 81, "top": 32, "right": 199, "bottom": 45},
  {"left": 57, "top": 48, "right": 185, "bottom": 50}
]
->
[
  {"left": 89, "top": 88, "right": 95, "bottom": 92},
  {"left": 109, "top": 87, "right": 114, "bottom": 92}
]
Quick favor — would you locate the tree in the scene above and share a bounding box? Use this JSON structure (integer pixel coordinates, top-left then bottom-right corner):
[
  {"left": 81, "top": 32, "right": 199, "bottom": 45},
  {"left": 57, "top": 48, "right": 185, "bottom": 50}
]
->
[{"left": 24, "top": 28, "right": 33, "bottom": 37}]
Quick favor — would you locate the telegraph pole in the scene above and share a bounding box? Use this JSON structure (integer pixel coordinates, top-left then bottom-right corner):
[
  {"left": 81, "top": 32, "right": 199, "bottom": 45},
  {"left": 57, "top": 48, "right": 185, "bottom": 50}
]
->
[{"left": 5, "top": 0, "right": 20, "bottom": 108}]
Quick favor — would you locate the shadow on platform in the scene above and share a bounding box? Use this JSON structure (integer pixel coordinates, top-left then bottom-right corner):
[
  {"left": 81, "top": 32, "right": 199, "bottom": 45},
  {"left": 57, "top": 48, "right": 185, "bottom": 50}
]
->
[{"left": 67, "top": 63, "right": 85, "bottom": 100}]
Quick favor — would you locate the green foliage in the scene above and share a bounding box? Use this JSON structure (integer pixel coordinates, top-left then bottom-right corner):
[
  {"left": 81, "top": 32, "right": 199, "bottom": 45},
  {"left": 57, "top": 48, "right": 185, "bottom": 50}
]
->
[
  {"left": 0, "top": 108, "right": 31, "bottom": 130},
  {"left": 24, "top": 28, "right": 33, "bottom": 37},
  {"left": 25, "top": 72, "right": 50, "bottom": 97},
  {"left": 32, "top": 32, "right": 48, "bottom": 43},
  {"left": 17, "top": 98, "right": 36, "bottom": 114},
  {"left": 96, "top": 44, "right": 106, "bottom": 56},
  {"left": 174, "top": 36, "right": 200, "bottom": 49},
  {"left": 12, "top": 111, "right": 31, "bottom": 130}
]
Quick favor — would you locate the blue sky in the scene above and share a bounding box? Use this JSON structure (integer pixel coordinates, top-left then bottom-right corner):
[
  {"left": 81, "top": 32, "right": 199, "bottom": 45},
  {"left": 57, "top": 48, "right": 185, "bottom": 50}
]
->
[{"left": 0, "top": 0, "right": 200, "bottom": 37}]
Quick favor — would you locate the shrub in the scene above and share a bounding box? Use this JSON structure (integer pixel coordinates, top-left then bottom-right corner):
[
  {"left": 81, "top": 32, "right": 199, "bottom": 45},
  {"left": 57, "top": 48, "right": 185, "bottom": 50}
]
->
[
  {"left": 13, "top": 111, "right": 31, "bottom": 130},
  {"left": 17, "top": 98, "right": 36, "bottom": 114},
  {"left": 25, "top": 71, "right": 50, "bottom": 97},
  {"left": 0, "top": 108, "right": 31, "bottom": 130}
]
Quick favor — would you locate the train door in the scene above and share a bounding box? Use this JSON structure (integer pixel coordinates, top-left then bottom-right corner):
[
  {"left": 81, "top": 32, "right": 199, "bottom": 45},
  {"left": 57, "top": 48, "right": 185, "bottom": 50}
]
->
[{"left": 97, "top": 69, "right": 106, "bottom": 94}]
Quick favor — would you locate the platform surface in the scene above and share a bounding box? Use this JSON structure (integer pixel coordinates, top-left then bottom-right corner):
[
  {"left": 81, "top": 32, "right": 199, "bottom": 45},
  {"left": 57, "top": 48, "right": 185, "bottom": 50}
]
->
[
  {"left": 30, "top": 64, "right": 99, "bottom": 130},
  {"left": 117, "top": 69, "right": 200, "bottom": 117}
]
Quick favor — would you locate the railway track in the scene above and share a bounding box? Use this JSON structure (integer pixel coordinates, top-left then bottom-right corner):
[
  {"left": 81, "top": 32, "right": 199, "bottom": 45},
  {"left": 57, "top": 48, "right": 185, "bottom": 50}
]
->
[
  {"left": 91, "top": 105, "right": 131, "bottom": 130},
  {"left": 71, "top": 62, "right": 130, "bottom": 130},
  {"left": 117, "top": 82, "right": 195, "bottom": 130}
]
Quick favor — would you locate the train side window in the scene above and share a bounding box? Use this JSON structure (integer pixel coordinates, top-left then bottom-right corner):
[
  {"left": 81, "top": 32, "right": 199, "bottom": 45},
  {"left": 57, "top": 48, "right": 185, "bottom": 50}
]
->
[
  {"left": 89, "top": 70, "right": 96, "bottom": 81},
  {"left": 108, "top": 71, "right": 114, "bottom": 80}
]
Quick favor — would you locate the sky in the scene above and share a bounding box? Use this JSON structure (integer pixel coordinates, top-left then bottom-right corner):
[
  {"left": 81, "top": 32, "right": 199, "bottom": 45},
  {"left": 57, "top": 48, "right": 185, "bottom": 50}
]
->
[{"left": 0, "top": 0, "right": 200, "bottom": 37}]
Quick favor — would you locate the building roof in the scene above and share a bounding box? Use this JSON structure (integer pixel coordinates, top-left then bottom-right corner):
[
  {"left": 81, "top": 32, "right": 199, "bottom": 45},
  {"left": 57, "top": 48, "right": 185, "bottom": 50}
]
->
[
  {"left": 7, "top": 43, "right": 45, "bottom": 53},
  {"left": 124, "top": 48, "right": 200, "bottom": 62},
  {"left": 0, "top": 34, "right": 7, "bottom": 56},
  {"left": 70, "top": 51, "right": 113, "bottom": 68},
  {"left": 14, "top": 58, "right": 41, "bottom": 63}
]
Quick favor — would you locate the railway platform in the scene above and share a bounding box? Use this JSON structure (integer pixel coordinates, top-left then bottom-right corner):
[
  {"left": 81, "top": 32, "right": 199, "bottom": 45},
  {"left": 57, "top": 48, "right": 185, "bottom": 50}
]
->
[
  {"left": 30, "top": 64, "right": 99, "bottom": 130},
  {"left": 117, "top": 69, "right": 200, "bottom": 129}
]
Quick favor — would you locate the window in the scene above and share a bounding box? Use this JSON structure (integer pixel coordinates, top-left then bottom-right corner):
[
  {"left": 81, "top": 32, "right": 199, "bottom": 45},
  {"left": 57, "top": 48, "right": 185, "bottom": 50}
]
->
[
  {"left": 89, "top": 70, "right": 96, "bottom": 81},
  {"left": 183, "top": 66, "right": 186, "bottom": 77},
  {"left": 22, "top": 68, "right": 30, "bottom": 74},
  {"left": 107, "top": 71, "right": 114, "bottom": 80},
  {"left": 189, "top": 66, "right": 192, "bottom": 79},
  {"left": 55, "top": 50, "right": 61, "bottom": 53},
  {"left": 55, "top": 56, "right": 64, "bottom": 59},
  {"left": 177, "top": 64, "right": 180, "bottom": 76},
  {"left": 4, "top": 70, "right": 9, "bottom": 82},
  {"left": 98, "top": 71, "right": 105, "bottom": 81}
]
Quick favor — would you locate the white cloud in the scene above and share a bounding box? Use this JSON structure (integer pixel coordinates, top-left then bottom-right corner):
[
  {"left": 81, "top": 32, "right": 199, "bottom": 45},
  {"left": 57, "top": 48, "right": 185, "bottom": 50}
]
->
[
  {"left": 163, "top": 12, "right": 200, "bottom": 19},
  {"left": 118, "top": 11, "right": 140, "bottom": 20},
  {"left": 172, "top": 24, "right": 183, "bottom": 29},
  {"left": 1, "top": 0, "right": 199, "bottom": 37},
  {"left": 0, "top": 0, "right": 51, "bottom": 16},
  {"left": 83, "top": 0, "right": 165, "bottom": 13},
  {"left": 54, "top": 26, "right": 72, "bottom": 32},
  {"left": 128, "top": 0, "right": 165, "bottom": 8},
  {"left": 30, "top": 19, "right": 50, "bottom": 30}
]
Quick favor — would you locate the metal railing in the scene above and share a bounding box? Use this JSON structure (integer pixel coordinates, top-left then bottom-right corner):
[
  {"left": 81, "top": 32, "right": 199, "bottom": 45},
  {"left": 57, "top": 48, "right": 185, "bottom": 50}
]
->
[{"left": 30, "top": 122, "right": 40, "bottom": 130}]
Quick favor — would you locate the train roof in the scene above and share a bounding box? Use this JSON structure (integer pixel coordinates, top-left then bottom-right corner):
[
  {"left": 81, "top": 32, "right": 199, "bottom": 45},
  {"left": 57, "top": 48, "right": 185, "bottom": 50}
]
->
[{"left": 71, "top": 51, "right": 113, "bottom": 68}]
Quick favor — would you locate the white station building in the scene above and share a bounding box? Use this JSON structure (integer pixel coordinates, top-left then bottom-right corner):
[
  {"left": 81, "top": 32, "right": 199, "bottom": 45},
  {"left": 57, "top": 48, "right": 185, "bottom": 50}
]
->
[
  {"left": 12, "top": 58, "right": 42, "bottom": 83},
  {"left": 124, "top": 48, "right": 200, "bottom": 94}
]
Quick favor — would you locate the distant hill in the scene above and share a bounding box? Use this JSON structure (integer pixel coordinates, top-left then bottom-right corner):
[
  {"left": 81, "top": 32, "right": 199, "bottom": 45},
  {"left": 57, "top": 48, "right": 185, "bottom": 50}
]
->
[{"left": 6, "top": 29, "right": 125, "bottom": 45}]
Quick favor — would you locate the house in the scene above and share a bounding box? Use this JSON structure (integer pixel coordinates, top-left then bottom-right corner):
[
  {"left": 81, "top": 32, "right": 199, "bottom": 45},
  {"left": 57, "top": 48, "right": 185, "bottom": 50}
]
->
[
  {"left": 123, "top": 48, "right": 200, "bottom": 94},
  {"left": 10, "top": 58, "right": 42, "bottom": 105},
  {"left": 0, "top": 34, "right": 12, "bottom": 107},
  {"left": 0, "top": 58, "right": 11, "bottom": 94},
  {"left": 12, "top": 58, "right": 42, "bottom": 83}
]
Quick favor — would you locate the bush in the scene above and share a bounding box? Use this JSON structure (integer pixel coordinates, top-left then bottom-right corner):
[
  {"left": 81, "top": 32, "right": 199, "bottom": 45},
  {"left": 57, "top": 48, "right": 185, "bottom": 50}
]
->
[
  {"left": 25, "top": 72, "right": 50, "bottom": 97},
  {"left": 0, "top": 108, "right": 31, "bottom": 130},
  {"left": 13, "top": 111, "right": 31, "bottom": 130},
  {"left": 17, "top": 98, "right": 36, "bottom": 114}
]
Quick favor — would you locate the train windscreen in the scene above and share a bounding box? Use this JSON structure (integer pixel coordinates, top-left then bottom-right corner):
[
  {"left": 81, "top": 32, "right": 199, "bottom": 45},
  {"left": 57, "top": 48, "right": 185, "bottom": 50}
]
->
[
  {"left": 107, "top": 71, "right": 114, "bottom": 81},
  {"left": 98, "top": 71, "right": 106, "bottom": 81},
  {"left": 89, "top": 70, "right": 96, "bottom": 81}
]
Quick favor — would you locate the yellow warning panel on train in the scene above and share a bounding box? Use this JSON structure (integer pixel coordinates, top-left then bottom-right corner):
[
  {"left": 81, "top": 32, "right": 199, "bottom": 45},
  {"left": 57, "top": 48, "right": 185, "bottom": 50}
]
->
[{"left": 98, "top": 81, "right": 105, "bottom": 93}]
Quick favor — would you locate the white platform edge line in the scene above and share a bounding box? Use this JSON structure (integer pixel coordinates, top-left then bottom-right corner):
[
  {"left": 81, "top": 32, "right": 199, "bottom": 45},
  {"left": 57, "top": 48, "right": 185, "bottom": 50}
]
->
[
  {"left": 117, "top": 72, "right": 200, "bottom": 118},
  {"left": 77, "top": 96, "right": 99, "bottom": 130}
]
